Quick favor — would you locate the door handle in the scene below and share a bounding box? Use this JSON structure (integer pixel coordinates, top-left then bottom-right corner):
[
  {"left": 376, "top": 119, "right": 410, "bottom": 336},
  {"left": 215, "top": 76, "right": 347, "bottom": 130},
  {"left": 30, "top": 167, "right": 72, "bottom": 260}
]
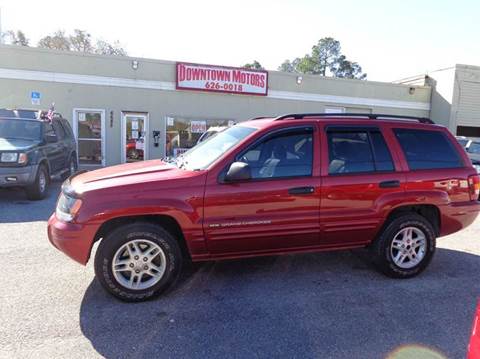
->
[
  {"left": 379, "top": 180, "right": 400, "bottom": 188},
  {"left": 288, "top": 186, "right": 315, "bottom": 195}
]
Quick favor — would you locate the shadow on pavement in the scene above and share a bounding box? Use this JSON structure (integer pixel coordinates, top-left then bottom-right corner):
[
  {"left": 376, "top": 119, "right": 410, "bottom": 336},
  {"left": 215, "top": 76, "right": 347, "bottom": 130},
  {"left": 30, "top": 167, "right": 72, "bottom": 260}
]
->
[
  {"left": 0, "top": 181, "right": 61, "bottom": 223},
  {"left": 79, "top": 247, "right": 480, "bottom": 358}
]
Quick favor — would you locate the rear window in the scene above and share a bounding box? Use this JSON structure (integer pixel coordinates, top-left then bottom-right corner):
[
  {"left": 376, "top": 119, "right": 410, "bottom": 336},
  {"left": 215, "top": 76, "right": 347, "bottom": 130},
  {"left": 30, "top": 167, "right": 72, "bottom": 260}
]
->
[{"left": 394, "top": 129, "right": 462, "bottom": 170}]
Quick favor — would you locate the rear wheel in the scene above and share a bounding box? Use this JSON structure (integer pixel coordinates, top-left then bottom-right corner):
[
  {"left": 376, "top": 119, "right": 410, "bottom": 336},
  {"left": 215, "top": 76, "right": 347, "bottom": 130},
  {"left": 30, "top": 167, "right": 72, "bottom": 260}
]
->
[
  {"left": 94, "top": 223, "right": 183, "bottom": 302},
  {"left": 62, "top": 156, "right": 78, "bottom": 180},
  {"left": 371, "top": 213, "right": 436, "bottom": 278},
  {"left": 26, "top": 164, "right": 49, "bottom": 200}
]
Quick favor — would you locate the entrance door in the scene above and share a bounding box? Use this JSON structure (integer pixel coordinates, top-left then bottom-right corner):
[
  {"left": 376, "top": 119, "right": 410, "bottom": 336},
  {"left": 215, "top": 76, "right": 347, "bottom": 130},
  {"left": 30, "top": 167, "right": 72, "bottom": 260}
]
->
[
  {"left": 122, "top": 113, "right": 149, "bottom": 163},
  {"left": 73, "top": 109, "right": 105, "bottom": 167}
]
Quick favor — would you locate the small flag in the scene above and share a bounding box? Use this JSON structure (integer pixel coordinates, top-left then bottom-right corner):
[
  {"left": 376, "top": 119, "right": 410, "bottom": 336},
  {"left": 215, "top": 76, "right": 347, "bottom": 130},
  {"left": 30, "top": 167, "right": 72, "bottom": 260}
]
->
[{"left": 46, "top": 103, "right": 55, "bottom": 122}]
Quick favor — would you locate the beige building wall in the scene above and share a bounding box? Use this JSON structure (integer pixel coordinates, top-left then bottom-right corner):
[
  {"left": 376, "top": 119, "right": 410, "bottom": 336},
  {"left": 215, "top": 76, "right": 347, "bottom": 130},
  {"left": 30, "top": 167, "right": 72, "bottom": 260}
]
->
[
  {"left": 450, "top": 64, "right": 480, "bottom": 137},
  {"left": 0, "top": 45, "right": 432, "bottom": 166}
]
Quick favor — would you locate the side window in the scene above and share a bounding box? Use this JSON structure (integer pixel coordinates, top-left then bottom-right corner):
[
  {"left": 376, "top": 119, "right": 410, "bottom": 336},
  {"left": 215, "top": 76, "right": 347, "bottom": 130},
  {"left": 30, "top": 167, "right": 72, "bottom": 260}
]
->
[
  {"left": 52, "top": 120, "right": 66, "bottom": 140},
  {"left": 394, "top": 129, "right": 462, "bottom": 170},
  {"left": 370, "top": 131, "right": 395, "bottom": 171},
  {"left": 240, "top": 128, "right": 313, "bottom": 179},
  {"left": 60, "top": 120, "right": 74, "bottom": 139},
  {"left": 327, "top": 129, "right": 394, "bottom": 174},
  {"left": 43, "top": 122, "right": 57, "bottom": 140}
]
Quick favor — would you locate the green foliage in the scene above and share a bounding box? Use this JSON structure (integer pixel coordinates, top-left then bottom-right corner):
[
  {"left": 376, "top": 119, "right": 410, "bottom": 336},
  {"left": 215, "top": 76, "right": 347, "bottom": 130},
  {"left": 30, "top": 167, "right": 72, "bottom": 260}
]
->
[
  {"left": 37, "top": 29, "right": 127, "bottom": 56},
  {"left": 243, "top": 60, "right": 264, "bottom": 70},
  {"left": 278, "top": 37, "right": 367, "bottom": 80},
  {"left": 3, "top": 30, "right": 29, "bottom": 46}
]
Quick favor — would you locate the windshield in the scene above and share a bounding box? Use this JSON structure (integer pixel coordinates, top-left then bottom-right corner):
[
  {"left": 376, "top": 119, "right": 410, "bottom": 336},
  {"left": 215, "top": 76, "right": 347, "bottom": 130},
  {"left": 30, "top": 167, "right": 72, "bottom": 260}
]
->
[
  {"left": 0, "top": 119, "right": 42, "bottom": 141},
  {"left": 469, "top": 142, "right": 480, "bottom": 154},
  {"left": 176, "top": 125, "right": 257, "bottom": 170},
  {"left": 457, "top": 138, "right": 469, "bottom": 148}
]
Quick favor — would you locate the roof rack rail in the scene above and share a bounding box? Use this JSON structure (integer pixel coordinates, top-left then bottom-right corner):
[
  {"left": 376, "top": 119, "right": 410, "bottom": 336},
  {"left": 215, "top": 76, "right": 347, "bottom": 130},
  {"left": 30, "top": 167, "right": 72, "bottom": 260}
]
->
[
  {"left": 249, "top": 116, "right": 271, "bottom": 121},
  {"left": 273, "top": 113, "right": 435, "bottom": 124}
]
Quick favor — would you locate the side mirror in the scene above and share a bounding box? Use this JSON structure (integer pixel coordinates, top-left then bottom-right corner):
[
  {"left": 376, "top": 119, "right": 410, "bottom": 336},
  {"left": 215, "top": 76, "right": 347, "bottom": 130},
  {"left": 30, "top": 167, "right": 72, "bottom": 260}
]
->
[
  {"left": 224, "top": 162, "right": 251, "bottom": 182},
  {"left": 45, "top": 134, "right": 58, "bottom": 143}
]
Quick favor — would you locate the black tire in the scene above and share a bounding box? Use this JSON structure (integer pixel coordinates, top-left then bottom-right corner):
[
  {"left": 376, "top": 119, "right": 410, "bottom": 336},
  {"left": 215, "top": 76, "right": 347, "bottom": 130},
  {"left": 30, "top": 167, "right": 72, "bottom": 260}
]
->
[
  {"left": 371, "top": 213, "right": 436, "bottom": 278},
  {"left": 94, "top": 223, "right": 183, "bottom": 302},
  {"left": 25, "top": 164, "right": 49, "bottom": 200},
  {"left": 62, "top": 156, "right": 78, "bottom": 180}
]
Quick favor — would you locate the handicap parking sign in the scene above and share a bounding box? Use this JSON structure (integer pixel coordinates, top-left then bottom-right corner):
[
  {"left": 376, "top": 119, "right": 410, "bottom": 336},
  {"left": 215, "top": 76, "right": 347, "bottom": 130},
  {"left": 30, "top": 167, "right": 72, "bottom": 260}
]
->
[{"left": 31, "top": 91, "right": 41, "bottom": 105}]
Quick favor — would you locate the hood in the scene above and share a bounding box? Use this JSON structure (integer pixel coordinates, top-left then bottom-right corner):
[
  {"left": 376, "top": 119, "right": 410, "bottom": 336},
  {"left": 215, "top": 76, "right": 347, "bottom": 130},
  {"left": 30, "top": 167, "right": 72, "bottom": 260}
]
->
[
  {"left": 70, "top": 159, "right": 201, "bottom": 194},
  {"left": 0, "top": 138, "right": 39, "bottom": 151}
]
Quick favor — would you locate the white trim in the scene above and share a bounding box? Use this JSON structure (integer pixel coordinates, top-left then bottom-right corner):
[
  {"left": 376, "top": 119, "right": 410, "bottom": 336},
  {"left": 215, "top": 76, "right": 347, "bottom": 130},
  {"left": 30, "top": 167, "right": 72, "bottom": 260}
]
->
[
  {"left": 121, "top": 112, "right": 149, "bottom": 163},
  {"left": 268, "top": 90, "right": 430, "bottom": 111},
  {"left": 72, "top": 108, "right": 106, "bottom": 167},
  {"left": 0, "top": 67, "right": 430, "bottom": 111}
]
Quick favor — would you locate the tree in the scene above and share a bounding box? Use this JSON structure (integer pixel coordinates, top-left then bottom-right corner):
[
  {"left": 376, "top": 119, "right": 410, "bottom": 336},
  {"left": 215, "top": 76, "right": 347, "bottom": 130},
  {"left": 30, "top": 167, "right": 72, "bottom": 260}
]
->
[
  {"left": 95, "top": 40, "right": 128, "bottom": 56},
  {"left": 69, "top": 29, "right": 93, "bottom": 53},
  {"left": 38, "top": 30, "right": 71, "bottom": 51},
  {"left": 3, "top": 30, "right": 29, "bottom": 46},
  {"left": 278, "top": 37, "right": 367, "bottom": 80},
  {"left": 37, "top": 29, "right": 127, "bottom": 56},
  {"left": 243, "top": 60, "right": 264, "bottom": 70}
]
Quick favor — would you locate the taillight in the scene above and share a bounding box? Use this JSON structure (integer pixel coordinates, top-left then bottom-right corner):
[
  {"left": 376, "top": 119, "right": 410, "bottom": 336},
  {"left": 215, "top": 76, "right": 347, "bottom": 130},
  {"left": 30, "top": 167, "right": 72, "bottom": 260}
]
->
[{"left": 468, "top": 174, "right": 480, "bottom": 201}]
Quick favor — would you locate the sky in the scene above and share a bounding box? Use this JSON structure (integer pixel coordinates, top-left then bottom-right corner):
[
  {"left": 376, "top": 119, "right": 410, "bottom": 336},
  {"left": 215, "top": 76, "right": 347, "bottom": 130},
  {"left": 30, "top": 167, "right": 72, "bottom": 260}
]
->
[{"left": 0, "top": 0, "right": 478, "bottom": 82}]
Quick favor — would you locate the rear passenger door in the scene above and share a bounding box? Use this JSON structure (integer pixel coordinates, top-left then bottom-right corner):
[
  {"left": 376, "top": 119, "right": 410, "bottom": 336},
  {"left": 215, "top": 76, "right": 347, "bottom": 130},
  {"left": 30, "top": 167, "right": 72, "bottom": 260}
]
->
[
  {"left": 319, "top": 125, "right": 405, "bottom": 247},
  {"left": 52, "top": 120, "right": 68, "bottom": 169},
  {"left": 42, "top": 122, "right": 64, "bottom": 174}
]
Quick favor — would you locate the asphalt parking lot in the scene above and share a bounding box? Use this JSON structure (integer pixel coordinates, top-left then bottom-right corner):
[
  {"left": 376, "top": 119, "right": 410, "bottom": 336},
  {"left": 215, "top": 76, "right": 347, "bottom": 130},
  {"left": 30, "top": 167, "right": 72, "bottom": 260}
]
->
[{"left": 1, "top": 183, "right": 479, "bottom": 359}]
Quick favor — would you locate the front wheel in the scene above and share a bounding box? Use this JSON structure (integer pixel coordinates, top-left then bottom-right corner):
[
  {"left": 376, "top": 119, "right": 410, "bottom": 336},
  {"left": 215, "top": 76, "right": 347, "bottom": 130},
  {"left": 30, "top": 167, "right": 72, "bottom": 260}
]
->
[
  {"left": 94, "top": 223, "right": 183, "bottom": 302},
  {"left": 371, "top": 213, "right": 436, "bottom": 278},
  {"left": 26, "top": 164, "right": 49, "bottom": 200}
]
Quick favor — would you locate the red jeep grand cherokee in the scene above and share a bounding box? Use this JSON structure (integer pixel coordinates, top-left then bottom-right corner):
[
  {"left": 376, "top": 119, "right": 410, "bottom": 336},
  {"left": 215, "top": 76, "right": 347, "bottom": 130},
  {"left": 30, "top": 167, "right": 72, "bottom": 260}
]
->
[{"left": 48, "top": 113, "right": 480, "bottom": 301}]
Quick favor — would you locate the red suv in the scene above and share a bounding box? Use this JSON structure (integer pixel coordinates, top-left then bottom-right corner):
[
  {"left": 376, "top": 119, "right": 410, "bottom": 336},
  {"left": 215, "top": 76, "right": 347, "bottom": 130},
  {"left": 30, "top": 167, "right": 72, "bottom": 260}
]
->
[{"left": 48, "top": 113, "right": 480, "bottom": 301}]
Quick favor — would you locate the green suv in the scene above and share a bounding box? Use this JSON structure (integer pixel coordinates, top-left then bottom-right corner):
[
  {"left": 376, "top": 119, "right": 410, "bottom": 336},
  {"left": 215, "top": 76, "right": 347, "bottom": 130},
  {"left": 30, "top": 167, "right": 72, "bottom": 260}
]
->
[{"left": 0, "top": 109, "right": 77, "bottom": 200}]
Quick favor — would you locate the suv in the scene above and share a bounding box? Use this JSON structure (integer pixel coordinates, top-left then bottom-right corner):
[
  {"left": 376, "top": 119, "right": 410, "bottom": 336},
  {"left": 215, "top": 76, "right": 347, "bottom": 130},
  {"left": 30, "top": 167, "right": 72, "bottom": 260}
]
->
[
  {"left": 0, "top": 109, "right": 77, "bottom": 200},
  {"left": 456, "top": 136, "right": 480, "bottom": 173},
  {"left": 48, "top": 113, "right": 480, "bottom": 302}
]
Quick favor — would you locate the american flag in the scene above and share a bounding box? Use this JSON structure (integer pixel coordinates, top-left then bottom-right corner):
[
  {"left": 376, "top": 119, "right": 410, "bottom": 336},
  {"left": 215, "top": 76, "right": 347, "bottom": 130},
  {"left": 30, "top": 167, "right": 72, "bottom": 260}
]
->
[{"left": 46, "top": 103, "right": 55, "bottom": 122}]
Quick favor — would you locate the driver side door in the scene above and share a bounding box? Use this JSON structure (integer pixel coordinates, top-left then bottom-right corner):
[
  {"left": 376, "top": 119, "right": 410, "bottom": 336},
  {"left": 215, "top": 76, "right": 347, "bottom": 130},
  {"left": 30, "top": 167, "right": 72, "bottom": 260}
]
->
[{"left": 203, "top": 125, "right": 321, "bottom": 255}]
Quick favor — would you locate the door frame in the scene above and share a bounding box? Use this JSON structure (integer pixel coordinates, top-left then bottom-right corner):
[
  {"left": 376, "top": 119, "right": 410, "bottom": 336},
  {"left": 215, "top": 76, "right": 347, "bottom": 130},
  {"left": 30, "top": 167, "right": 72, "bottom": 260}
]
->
[
  {"left": 121, "top": 112, "right": 149, "bottom": 163},
  {"left": 72, "top": 108, "right": 106, "bottom": 167}
]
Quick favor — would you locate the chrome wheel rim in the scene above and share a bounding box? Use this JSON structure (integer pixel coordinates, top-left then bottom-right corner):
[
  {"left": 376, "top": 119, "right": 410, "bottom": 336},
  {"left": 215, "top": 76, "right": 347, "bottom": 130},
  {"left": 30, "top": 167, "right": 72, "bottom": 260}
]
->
[
  {"left": 390, "top": 227, "right": 427, "bottom": 269},
  {"left": 112, "top": 239, "right": 167, "bottom": 290},
  {"left": 39, "top": 170, "right": 46, "bottom": 193}
]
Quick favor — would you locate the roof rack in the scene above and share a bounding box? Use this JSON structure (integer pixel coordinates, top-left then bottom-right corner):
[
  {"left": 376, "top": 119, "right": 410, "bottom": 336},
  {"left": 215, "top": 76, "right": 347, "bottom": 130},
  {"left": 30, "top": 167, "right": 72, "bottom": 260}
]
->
[{"left": 273, "top": 113, "right": 435, "bottom": 124}]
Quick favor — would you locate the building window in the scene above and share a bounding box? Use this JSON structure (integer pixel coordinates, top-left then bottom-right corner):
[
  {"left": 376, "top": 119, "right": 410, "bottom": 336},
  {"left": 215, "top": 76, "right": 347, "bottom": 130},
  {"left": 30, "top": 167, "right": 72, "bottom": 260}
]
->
[
  {"left": 457, "top": 126, "right": 480, "bottom": 138},
  {"left": 166, "top": 117, "right": 233, "bottom": 158}
]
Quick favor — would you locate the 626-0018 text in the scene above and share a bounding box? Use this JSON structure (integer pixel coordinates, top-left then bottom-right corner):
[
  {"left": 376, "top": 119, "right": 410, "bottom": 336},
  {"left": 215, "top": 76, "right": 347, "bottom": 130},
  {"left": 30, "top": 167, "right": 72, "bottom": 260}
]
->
[{"left": 205, "top": 82, "right": 243, "bottom": 92}]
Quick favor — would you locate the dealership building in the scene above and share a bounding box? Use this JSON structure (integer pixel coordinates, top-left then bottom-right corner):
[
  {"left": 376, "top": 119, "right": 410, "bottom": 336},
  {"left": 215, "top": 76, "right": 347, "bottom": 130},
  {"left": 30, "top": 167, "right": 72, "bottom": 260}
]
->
[{"left": 0, "top": 45, "right": 477, "bottom": 167}]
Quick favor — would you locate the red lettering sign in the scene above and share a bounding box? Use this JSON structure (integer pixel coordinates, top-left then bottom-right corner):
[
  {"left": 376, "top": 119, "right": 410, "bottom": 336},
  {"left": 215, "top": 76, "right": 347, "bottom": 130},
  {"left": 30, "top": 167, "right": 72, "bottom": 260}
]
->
[{"left": 176, "top": 62, "right": 268, "bottom": 96}]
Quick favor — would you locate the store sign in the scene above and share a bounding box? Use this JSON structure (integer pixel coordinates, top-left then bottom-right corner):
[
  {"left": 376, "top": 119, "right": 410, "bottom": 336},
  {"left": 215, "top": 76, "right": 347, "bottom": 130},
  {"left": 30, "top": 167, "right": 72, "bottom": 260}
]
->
[
  {"left": 191, "top": 120, "right": 207, "bottom": 133},
  {"left": 176, "top": 62, "right": 268, "bottom": 96}
]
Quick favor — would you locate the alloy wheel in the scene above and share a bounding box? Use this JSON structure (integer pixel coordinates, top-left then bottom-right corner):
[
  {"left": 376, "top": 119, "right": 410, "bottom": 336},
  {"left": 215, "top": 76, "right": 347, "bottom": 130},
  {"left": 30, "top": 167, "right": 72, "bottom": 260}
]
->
[
  {"left": 390, "top": 226, "right": 427, "bottom": 269},
  {"left": 112, "top": 239, "right": 167, "bottom": 290}
]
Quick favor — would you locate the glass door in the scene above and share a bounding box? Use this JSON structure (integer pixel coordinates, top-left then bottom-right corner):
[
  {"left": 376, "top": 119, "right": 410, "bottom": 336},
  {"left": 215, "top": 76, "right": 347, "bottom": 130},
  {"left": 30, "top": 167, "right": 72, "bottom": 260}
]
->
[
  {"left": 122, "top": 113, "right": 148, "bottom": 163},
  {"left": 74, "top": 109, "right": 105, "bottom": 166}
]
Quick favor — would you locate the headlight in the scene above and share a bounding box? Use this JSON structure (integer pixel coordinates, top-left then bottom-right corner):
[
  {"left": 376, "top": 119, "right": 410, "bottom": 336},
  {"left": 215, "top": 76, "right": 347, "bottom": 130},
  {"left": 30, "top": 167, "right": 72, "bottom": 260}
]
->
[
  {"left": 56, "top": 192, "right": 82, "bottom": 222},
  {"left": 1, "top": 152, "right": 18, "bottom": 162}
]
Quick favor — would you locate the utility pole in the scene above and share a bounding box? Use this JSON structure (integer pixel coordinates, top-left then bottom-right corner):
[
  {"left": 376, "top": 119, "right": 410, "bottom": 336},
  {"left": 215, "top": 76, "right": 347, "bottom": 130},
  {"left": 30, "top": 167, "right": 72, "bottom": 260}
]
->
[{"left": 0, "top": 7, "right": 3, "bottom": 45}]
